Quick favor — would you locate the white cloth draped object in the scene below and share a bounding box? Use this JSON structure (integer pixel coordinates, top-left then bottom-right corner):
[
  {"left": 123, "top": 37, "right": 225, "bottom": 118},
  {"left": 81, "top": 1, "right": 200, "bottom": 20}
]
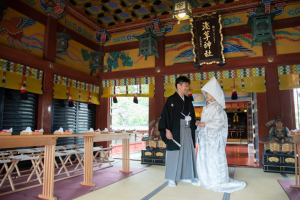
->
[{"left": 194, "top": 77, "right": 246, "bottom": 193}]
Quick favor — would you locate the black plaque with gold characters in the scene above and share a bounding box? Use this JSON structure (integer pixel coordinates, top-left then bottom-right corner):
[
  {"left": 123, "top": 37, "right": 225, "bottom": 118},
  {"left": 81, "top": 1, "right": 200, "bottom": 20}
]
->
[{"left": 191, "top": 12, "right": 225, "bottom": 68}]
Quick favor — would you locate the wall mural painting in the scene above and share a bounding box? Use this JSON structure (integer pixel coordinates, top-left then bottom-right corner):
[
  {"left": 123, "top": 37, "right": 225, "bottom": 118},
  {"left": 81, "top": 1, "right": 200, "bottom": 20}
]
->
[
  {"left": 103, "top": 51, "right": 134, "bottom": 72},
  {"left": 275, "top": 26, "right": 300, "bottom": 55},
  {"left": 223, "top": 34, "right": 263, "bottom": 58},
  {"left": 165, "top": 42, "right": 194, "bottom": 66},
  {"left": 0, "top": 8, "right": 45, "bottom": 58},
  {"left": 55, "top": 40, "right": 94, "bottom": 75},
  {"left": 221, "top": 16, "right": 245, "bottom": 28},
  {"left": 165, "top": 35, "right": 263, "bottom": 66},
  {"left": 103, "top": 48, "right": 155, "bottom": 72}
]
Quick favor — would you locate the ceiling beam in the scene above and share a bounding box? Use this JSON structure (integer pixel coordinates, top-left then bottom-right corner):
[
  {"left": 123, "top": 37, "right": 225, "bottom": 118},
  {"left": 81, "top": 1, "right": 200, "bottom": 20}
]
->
[
  {"left": 99, "top": 52, "right": 300, "bottom": 80},
  {"left": 66, "top": 2, "right": 104, "bottom": 31}
]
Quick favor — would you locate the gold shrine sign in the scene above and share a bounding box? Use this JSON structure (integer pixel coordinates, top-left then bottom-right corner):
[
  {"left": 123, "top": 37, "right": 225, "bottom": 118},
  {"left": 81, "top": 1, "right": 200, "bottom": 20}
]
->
[{"left": 191, "top": 12, "right": 225, "bottom": 67}]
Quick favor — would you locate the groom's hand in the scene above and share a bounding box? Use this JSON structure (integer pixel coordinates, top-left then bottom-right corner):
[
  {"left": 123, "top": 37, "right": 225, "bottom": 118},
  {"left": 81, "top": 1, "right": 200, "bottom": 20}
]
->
[
  {"left": 166, "top": 129, "right": 173, "bottom": 140},
  {"left": 195, "top": 120, "right": 200, "bottom": 126}
]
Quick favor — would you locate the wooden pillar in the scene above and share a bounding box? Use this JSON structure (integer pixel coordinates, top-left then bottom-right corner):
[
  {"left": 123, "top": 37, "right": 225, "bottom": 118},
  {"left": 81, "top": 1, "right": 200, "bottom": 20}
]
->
[
  {"left": 37, "top": 71, "right": 54, "bottom": 134},
  {"left": 258, "top": 34, "right": 295, "bottom": 165},
  {"left": 95, "top": 45, "right": 109, "bottom": 148},
  {"left": 280, "top": 90, "right": 295, "bottom": 129},
  {"left": 263, "top": 37, "right": 294, "bottom": 127},
  {"left": 37, "top": 16, "right": 57, "bottom": 134},
  {"left": 153, "top": 35, "right": 166, "bottom": 120},
  {"left": 257, "top": 92, "right": 268, "bottom": 166},
  {"left": 265, "top": 65, "right": 281, "bottom": 121},
  {"left": 155, "top": 36, "right": 165, "bottom": 68},
  {"left": 154, "top": 76, "right": 165, "bottom": 119},
  {"left": 43, "top": 16, "right": 57, "bottom": 62}
]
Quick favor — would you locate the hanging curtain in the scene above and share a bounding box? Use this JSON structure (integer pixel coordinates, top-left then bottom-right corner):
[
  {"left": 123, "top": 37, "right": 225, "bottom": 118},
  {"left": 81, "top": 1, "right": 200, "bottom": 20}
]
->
[
  {"left": 278, "top": 64, "right": 300, "bottom": 90},
  {"left": 101, "top": 77, "right": 155, "bottom": 98},
  {"left": 0, "top": 59, "right": 43, "bottom": 94},
  {"left": 163, "top": 68, "right": 266, "bottom": 97},
  {"left": 53, "top": 74, "right": 100, "bottom": 105}
]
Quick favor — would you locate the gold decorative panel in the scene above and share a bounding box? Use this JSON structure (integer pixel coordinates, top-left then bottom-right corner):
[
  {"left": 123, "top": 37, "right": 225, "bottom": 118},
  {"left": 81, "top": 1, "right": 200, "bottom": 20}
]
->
[
  {"left": 268, "top": 157, "right": 279, "bottom": 162},
  {"left": 156, "top": 152, "right": 164, "bottom": 157},
  {"left": 145, "top": 152, "right": 152, "bottom": 156},
  {"left": 285, "top": 158, "right": 295, "bottom": 163}
]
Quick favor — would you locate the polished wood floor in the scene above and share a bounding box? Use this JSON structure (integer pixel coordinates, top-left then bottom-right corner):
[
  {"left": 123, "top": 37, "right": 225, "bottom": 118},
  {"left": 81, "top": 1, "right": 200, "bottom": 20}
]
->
[{"left": 226, "top": 145, "right": 258, "bottom": 167}]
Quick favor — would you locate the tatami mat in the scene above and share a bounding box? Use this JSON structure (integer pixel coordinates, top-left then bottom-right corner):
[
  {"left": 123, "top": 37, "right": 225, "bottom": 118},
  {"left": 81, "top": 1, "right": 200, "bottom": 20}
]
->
[{"left": 75, "top": 161, "right": 291, "bottom": 200}]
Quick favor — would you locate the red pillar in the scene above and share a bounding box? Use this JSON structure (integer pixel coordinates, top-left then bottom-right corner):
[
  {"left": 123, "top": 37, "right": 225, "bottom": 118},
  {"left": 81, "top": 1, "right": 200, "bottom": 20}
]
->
[
  {"left": 257, "top": 34, "right": 295, "bottom": 165},
  {"left": 37, "top": 16, "right": 57, "bottom": 134},
  {"left": 95, "top": 45, "right": 109, "bottom": 148},
  {"left": 153, "top": 35, "right": 166, "bottom": 120}
]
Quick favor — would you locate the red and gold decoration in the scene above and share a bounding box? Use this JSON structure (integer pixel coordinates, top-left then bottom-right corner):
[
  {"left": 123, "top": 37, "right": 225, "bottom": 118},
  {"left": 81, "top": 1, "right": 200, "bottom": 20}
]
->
[
  {"left": 191, "top": 12, "right": 225, "bottom": 69},
  {"left": 0, "top": 59, "right": 43, "bottom": 95},
  {"left": 102, "top": 77, "right": 155, "bottom": 98},
  {"left": 163, "top": 68, "right": 266, "bottom": 97},
  {"left": 278, "top": 64, "right": 300, "bottom": 90},
  {"left": 53, "top": 74, "right": 100, "bottom": 105},
  {"left": 39, "top": 0, "right": 67, "bottom": 19}
]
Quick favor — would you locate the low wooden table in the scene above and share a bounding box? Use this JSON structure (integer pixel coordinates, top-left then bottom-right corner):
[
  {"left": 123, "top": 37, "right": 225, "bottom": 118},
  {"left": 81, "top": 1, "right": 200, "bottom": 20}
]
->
[
  {"left": 80, "top": 132, "right": 133, "bottom": 187},
  {"left": 290, "top": 135, "right": 300, "bottom": 188},
  {"left": 0, "top": 132, "right": 134, "bottom": 200},
  {"left": 0, "top": 134, "right": 93, "bottom": 200}
]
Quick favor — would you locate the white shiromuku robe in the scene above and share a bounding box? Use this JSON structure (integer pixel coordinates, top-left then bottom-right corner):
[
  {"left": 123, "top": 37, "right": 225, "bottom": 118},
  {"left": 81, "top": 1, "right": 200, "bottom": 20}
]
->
[{"left": 194, "top": 77, "right": 246, "bottom": 193}]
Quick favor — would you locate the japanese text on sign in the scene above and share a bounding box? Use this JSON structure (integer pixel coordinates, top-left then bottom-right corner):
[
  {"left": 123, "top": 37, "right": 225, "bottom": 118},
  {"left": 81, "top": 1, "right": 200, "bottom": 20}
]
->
[{"left": 202, "top": 21, "right": 213, "bottom": 57}]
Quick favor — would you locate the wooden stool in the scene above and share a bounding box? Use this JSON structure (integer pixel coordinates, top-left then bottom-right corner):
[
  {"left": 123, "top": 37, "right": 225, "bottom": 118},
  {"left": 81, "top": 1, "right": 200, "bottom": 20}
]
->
[
  {"left": 99, "top": 147, "right": 114, "bottom": 166},
  {"left": 0, "top": 158, "right": 21, "bottom": 191}
]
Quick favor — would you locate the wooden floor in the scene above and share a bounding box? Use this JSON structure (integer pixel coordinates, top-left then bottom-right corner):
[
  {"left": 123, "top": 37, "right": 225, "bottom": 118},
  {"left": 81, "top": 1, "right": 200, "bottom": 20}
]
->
[
  {"left": 113, "top": 144, "right": 258, "bottom": 167},
  {"left": 225, "top": 145, "right": 258, "bottom": 167}
]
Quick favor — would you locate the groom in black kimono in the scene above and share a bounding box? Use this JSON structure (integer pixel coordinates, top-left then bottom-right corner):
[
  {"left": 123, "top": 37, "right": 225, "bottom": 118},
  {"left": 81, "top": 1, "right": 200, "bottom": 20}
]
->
[{"left": 159, "top": 76, "right": 198, "bottom": 187}]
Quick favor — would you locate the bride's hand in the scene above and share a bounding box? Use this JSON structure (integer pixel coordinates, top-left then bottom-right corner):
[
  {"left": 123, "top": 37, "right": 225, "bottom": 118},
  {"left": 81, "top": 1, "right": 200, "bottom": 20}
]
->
[{"left": 199, "top": 122, "right": 206, "bottom": 127}]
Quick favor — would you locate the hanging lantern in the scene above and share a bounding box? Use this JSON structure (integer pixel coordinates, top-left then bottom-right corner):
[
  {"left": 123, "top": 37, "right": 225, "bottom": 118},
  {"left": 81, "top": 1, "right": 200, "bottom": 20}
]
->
[
  {"left": 92, "top": 51, "right": 105, "bottom": 68},
  {"left": 56, "top": 30, "right": 72, "bottom": 55},
  {"left": 245, "top": 5, "right": 277, "bottom": 47},
  {"left": 90, "top": 51, "right": 105, "bottom": 75},
  {"left": 171, "top": 0, "right": 195, "bottom": 24},
  {"left": 0, "top": 0, "right": 8, "bottom": 22},
  {"left": 133, "top": 27, "right": 159, "bottom": 61}
]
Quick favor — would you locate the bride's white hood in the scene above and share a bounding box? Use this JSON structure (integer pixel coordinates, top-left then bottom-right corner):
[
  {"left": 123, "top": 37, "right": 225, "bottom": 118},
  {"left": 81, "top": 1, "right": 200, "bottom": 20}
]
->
[{"left": 201, "top": 77, "right": 226, "bottom": 109}]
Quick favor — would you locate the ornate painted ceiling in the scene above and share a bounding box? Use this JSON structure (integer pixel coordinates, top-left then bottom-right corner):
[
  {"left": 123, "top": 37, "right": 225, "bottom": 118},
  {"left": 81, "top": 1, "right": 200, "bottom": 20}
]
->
[{"left": 69, "top": 0, "right": 234, "bottom": 27}]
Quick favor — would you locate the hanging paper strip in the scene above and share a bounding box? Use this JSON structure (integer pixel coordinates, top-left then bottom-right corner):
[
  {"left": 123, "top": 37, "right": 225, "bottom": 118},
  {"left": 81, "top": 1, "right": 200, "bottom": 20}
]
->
[
  {"left": 163, "top": 68, "right": 266, "bottom": 97},
  {"left": 101, "top": 77, "right": 155, "bottom": 98},
  {"left": 0, "top": 59, "right": 43, "bottom": 94},
  {"left": 53, "top": 74, "right": 100, "bottom": 105},
  {"left": 278, "top": 65, "right": 300, "bottom": 90}
]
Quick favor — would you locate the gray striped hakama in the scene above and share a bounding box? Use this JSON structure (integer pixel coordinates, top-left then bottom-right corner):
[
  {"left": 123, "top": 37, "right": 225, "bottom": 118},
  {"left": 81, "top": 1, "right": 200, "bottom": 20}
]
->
[{"left": 165, "top": 120, "right": 198, "bottom": 181}]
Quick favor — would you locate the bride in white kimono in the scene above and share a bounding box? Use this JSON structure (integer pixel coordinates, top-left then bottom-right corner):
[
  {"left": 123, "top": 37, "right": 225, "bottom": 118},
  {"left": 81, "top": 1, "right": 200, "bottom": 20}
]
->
[{"left": 194, "top": 77, "right": 246, "bottom": 193}]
